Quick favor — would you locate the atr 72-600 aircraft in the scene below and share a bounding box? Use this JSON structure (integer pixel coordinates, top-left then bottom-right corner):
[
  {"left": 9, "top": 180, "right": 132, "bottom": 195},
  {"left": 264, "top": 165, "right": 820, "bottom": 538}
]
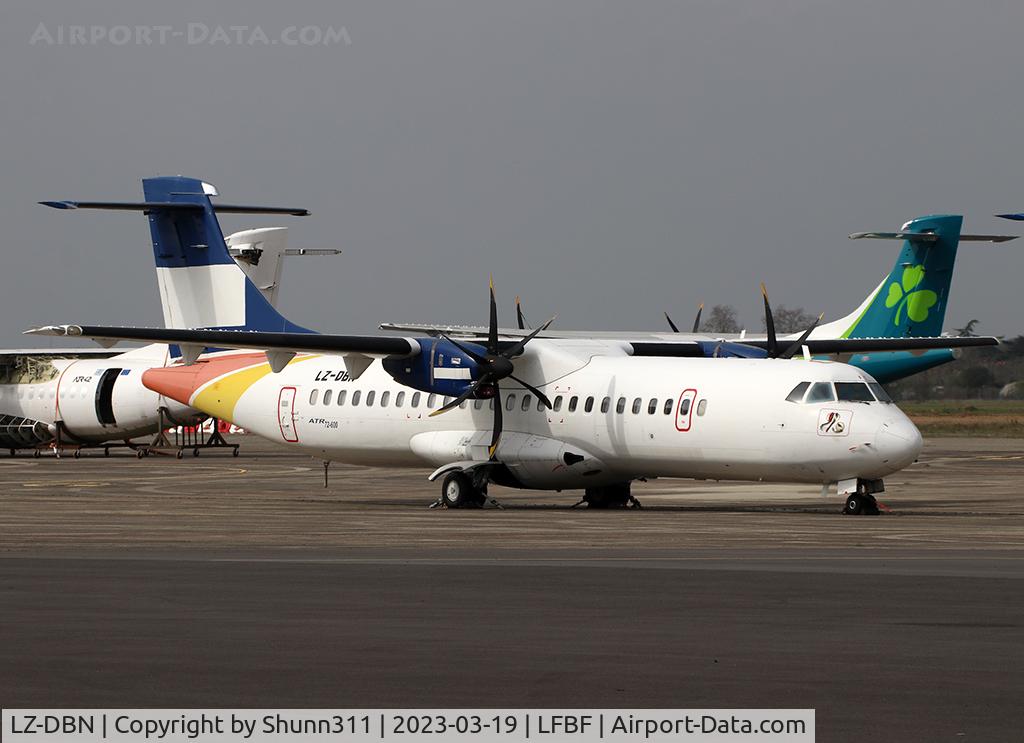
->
[
  {"left": 28, "top": 177, "right": 998, "bottom": 514},
  {"left": 1, "top": 180, "right": 337, "bottom": 455}
]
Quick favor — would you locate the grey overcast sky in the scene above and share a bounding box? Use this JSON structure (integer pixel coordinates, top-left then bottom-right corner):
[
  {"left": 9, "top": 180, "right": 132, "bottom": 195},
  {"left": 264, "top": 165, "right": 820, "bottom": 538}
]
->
[{"left": 2, "top": 0, "right": 1023, "bottom": 348}]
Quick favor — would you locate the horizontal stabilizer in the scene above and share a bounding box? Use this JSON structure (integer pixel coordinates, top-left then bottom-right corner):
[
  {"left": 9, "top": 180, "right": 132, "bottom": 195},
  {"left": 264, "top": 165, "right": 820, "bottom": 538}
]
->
[
  {"left": 40, "top": 200, "right": 310, "bottom": 216},
  {"left": 849, "top": 230, "right": 1016, "bottom": 243}
]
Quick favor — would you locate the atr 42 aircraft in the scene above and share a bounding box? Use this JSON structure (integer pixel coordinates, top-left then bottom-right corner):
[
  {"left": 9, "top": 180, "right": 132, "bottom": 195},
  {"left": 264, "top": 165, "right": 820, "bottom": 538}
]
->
[
  {"left": 1, "top": 179, "right": 337, "bottom": 455},
  {"left": 388, "top": 214, "right": 1015, "bottom": 384},
  {"left": 27, "top": 177, "right": 1000, "bottom": 514}
]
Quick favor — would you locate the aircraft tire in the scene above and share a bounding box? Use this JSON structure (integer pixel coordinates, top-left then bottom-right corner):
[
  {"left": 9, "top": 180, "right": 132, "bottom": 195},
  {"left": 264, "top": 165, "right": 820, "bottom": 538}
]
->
[
  {"left": 844, "top": 493, "right": 879, "bottom": 515},
  {"left": 441, "top": 471, "right": 474, "bottom": 509}
]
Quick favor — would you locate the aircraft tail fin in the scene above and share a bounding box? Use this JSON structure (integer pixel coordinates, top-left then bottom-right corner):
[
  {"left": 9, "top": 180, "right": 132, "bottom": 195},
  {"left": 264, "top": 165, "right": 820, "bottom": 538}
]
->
[
  {"left": 42, "top": 176, "right": 315, "bottom": 334},
  {"left": 815, "top": 215, "right": 1014, "bottom": 339},
  {"left": 141, "top": 176, "right": 314, "bottom": 334}
]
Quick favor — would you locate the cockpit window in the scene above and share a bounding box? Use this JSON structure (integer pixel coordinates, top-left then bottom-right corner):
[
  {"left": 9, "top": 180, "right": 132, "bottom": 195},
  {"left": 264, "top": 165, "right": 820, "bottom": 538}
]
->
[
  {"left": 835, "top": 382, "right": 875, "bottom": 402},
  {"left": 805, "top": 382, "right": 835, "bottom": 403},
  {"left": 868, "top": 382, "right": 893, "bottom": 403},
  {"left": 785, "top": 381, "right": 810, "bottom": 403}
]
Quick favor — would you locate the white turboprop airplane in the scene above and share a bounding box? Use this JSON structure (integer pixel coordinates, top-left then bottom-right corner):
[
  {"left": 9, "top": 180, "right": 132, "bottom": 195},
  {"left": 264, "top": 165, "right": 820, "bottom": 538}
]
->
[
  {"left": 1, "top": 179, "right": 337, "bottom": 455},
  {"left": 28, "top": 178, "right": 998, "bottom": 514}
]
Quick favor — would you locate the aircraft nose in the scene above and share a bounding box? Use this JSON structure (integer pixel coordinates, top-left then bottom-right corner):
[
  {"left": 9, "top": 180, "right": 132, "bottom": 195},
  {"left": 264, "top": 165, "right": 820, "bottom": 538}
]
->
[{"left": 875, "top": 415, "right": 923, "bottom": 469}]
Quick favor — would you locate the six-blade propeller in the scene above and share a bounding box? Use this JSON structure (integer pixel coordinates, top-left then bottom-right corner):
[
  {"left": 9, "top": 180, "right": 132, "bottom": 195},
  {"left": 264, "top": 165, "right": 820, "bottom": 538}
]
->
[{"left": 430, "top": 278, "right": 555, "bottom": 459}]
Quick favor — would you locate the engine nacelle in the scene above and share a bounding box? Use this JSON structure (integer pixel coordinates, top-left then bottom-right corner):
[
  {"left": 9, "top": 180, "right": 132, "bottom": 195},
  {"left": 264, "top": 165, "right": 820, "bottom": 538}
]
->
[
  {"left": 697, "top": 340, "right": 768, "bottom": 359},
  {"left": 382, "top": 338, "right": 487, "bottom": 398}
]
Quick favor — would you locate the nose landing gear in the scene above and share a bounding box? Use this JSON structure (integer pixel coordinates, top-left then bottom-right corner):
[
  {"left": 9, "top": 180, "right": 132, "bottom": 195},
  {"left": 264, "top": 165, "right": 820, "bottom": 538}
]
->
[{"left": 841, "top": 478, "right": 884, "bottom": 515}]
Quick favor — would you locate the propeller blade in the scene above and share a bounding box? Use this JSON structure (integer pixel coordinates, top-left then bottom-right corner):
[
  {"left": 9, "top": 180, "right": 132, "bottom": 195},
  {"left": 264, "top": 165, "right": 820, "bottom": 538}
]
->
[
  {"left": 509, "top": 374, "right": 552, "bottom": 409},
  {"left": 692, "top": 303, "right": 704, "bottom": 333},
  {"left": 516, "top": 296, "right": 529, "bottom": 330},
  {"left": 503, "top": 315, "right": 556, "bottom": 359},
  {"left": 664, "top": 312, "right": 680, "bottom": 333},
  {"left": 761, "top": 283, "right": 778, "bottom": 358},
  {"left": 488, "top": 275, "right": 499, "bottom": 353},
  {"left": 488, "top": 381, "right": 503, "bottom": 459},
  {"left": 779, "top": 313, "right": 824, "bottom": 360},
  {"left": 428, "top": 379, "right": 485, "bottom": 417},
  {"left": 439, "top": 334, "right": 488, "bottom": 366}
]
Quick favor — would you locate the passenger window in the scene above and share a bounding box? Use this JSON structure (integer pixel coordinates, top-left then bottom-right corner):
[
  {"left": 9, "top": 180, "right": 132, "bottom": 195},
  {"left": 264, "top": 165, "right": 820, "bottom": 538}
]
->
[
  {"left": 786, "top": 381, "right": 810, "bottom": 403},
  {"left": 337, "top": 390, "right": 347, "bottom": 406},
  {"left": 537, "top": 398, "right": 546, "bottom": 412},
  {"left": 322, "top": 389, "right": 332, "bottom": 406},
  {"left": 697, "top": 399, "right": 707, "bottom": 416},
  {"left": 600, "top": 397, "right": 610, "bottom": 414},
  {"left": 396, "top": 391, "right": 405, "bottom": 407},
  {"left": 474, "top": 399, "right": 483, "bottom": 410},
  {"left": 868, "top": 382, "right": 892, "bottom": 403},
  {"left": 632, "top": 397, "right": 642, "bottom": 414},
  {"left": 522, "top": 395, "right": 532, "bottom": 411},
  {"left": 412, "top": 392, "right": 421, "bottom": 408},
  {"left": 443, "top": 396, "right": 452, "bottom": 407},
  {"left": 680, "top": 398, "right": 691, "bottom": 416},
  {"left": 366, "top": 391, "right": 376, "bottom": 407},
  {"left": 663, "top": 398, "right": 673, "bottom": 415},
  {"left": 352, "top": 390, "right": 361, "bottom": 406},
  {"left": 584, "top": 396, "right": 595, "bottom": 413},
  {"left": 506, "top": 395, "right": 516, "bottom": 411},
  {"left": 568, "top": 396, "right": 579, "bottom": 413},
  {"left": 427, "top": 394, "right": 436, "bottom": 408},
  {"left": 616, "top": 397, "right": 626, "bottom": 414},
  {"left": 459, "top": 399, "right": 467, "bottom": 409},
  {"left": 805, "top": 382, "right": 835, "bottom": 403},
  {"left": 309, "top": 389, "right": 319, "bottom": 405},
  {"left": 381, "top": 391, "right": 390, "bottom": 407},
  {"left": 553, "top": 395, "right": 563, "bottom": 412},
  {"left": 835, "top": 382, "right": 875, "bottom": 402},
  {"left": 648, "top": 398, "right": 658, "bottom": 415}
]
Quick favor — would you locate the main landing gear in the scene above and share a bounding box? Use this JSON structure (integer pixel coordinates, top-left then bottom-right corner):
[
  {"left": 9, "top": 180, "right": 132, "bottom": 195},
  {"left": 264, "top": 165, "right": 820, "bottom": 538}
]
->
[
  {"left": 841, "top": 478, "right": 884, "bottom": 516},
  {"left": 433, "top": 470, "right": 506, "bottom": 509},
  {"left": 437, "top": 471, "right": 490, "bottom": 508},
  {"left": 574, "top": 483, "right": 642, "bottom": 509}
]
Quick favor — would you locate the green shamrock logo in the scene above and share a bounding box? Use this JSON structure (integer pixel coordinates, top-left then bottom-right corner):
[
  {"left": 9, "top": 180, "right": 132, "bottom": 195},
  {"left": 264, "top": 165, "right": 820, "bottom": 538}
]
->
[{"left": 885, "top": 265, "right": 938, "bottom": 326}]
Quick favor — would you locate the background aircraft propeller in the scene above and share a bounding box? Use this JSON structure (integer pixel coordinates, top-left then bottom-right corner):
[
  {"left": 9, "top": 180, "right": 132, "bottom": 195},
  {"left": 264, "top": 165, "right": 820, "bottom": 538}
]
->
[
  {"left": 760, "top": 282, "right": 822, "bottom": 359},
  {"left": 665, "top": 303, "right": 703, "bottom": 334},
  {"left": 515, "top": 295, "right": 529, "bottom": 330},
  {"left": 431, "top": 278, "right": 554, "bottom": 459}
]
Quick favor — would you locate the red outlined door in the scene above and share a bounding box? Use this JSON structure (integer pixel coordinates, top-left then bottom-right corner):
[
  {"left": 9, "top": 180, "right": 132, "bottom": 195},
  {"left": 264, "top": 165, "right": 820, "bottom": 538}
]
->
[
  {"left": 676, "top": 388, "right": 698, "bottom": 432},
  {"left": 278, "top": 386, "right": 299, "bottom": 442}
]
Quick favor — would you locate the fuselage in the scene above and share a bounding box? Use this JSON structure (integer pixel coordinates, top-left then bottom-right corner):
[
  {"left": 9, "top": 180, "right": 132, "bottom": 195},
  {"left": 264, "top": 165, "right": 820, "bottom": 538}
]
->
[
  {"left": 0, "top": 346, "right": 199, "bottom": 446},
  {"left": 142, "top": 343, "right": 923, "bottom": 491}
]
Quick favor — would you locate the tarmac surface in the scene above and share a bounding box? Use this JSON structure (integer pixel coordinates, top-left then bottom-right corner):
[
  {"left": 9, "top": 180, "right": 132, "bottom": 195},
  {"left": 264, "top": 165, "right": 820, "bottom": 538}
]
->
[{"left": 1, "top": 436, "right": 1022, "bottom": 742}]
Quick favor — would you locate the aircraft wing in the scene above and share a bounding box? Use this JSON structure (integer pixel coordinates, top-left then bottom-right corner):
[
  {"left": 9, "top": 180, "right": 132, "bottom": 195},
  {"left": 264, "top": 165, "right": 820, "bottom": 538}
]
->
[
  {"left": 738, "top": 336, "right": 999, "bottom": 354},
  {"left": 27, "top": 324, "right": 995, "bottom": 362},
  {"left": 26, "top": 325, "right": 420, "bottom": 360}
]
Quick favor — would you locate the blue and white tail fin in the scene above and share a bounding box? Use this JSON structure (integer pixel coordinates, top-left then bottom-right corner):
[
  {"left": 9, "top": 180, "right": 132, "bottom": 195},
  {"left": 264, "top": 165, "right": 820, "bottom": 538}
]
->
[
  {"left": 42, "top": 176, "right": 315, "bottom": 335},
  {"left": 141, "top": 176, "right": 314, "bottom": 333},
  {"left": 814, "top": 215, "right": 1015, "bottom": 339}
]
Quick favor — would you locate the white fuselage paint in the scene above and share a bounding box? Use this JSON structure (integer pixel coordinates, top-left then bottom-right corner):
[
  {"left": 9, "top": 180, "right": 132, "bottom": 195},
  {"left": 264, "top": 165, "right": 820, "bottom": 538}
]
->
[
  {"left": 183, "top": 348, "right": 923, "bottom": 490},
  {"left": 0, "top": 348, "right": 197, "bottom": 441}
]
